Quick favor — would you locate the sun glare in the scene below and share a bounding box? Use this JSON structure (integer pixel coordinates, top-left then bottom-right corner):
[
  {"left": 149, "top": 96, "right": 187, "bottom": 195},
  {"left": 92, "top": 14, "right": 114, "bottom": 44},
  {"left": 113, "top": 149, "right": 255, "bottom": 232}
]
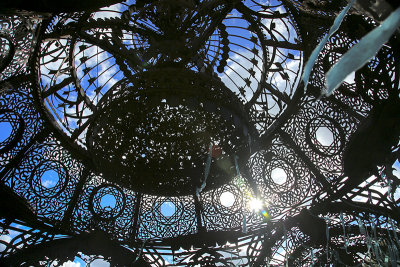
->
[{"left": 249, "top": 198, "right": 263, "bottom": 212}]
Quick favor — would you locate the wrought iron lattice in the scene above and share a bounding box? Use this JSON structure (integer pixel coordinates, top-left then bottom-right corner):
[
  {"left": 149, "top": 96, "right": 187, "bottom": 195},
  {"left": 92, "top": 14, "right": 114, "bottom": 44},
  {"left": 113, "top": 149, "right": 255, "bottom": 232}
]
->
[{"left": 0, "top": 0, "right": 399, "bottom": 266}]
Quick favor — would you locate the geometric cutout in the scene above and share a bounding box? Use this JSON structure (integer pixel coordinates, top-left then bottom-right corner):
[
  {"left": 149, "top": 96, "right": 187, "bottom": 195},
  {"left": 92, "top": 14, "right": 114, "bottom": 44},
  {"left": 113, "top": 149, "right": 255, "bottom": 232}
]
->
[
  {"left": 271, "top": 167, "right": 287, "bottom": 185},
  {"left": 40, "top": 170, "right": 59, "bottom": 188},
  {"left": 160, "top": 201, "right": 176, "bottom": 217},
  {"left": 316, "top": 126, "right": 334, "bottom": 146},
  {"left": 89, "top": 184, "right": 126, "bottom": 220},
  {"left": 220, "top": 191, "right": 235, "bottom": 207}
]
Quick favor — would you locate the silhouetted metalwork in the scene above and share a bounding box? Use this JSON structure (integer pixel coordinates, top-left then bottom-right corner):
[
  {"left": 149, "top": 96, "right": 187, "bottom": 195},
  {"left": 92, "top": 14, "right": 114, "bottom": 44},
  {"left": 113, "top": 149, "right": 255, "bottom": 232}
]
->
[{"left": 0, "top": 0, "right": 399, "bottom": 266}]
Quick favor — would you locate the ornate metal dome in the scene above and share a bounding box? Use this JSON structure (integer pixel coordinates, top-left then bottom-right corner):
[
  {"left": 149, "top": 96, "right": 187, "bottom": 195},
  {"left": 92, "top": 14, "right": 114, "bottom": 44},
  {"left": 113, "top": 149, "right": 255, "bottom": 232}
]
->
[{"left": 0, "top": 0, "right": 400, "bottom": 266}]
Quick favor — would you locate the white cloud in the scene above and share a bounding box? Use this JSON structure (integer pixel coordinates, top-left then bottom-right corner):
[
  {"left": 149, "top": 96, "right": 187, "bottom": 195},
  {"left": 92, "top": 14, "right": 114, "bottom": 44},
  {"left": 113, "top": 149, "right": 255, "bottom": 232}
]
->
[
  {"left": 93, "top": 4, "right": 124, "bottom": 20},
  {"left": 220, "top": 7, "right": 302, "bottom": 110},
  {"left": 392, "top": 160, "right": 400, "bottom": 201},
  {"left": 352, "top": 175, "right": 392, "bottom": 204},
  {"left": 353, "top": 195, "right": 368, "bottom": 202},
  {"left": 219, "top": 43, "right": 300, "bottom": 132},
  {"left": 90, "top": 258, "right": 110, "bottom": 267},
  {"left": 73, "top": 42, "right": 119, "bottom": 102},
  {"left": 61, "top": 261, "right": 81, "bottom": 267},
  {"left": 40, "top": 39, "right": 69, "bottom": 86},
  {"left": 220, "top": 49, "right": 262, "bottom": 101},
  {"left": 271, "top": 167, "right": 287, "bottom": 185},
  {"left": 0, "top": 235, "right": 12, "bottom": 252},
  {"left": 261, "top": 6, "right": 297, "bottom": 43},
  {"left": 59, "top": 257, "right": 110, "bottom": 267},
  {"left": 41, "top": 179, "right": 56, "bottom": 188},
  {"left": 394, "top": 188, "right": 400, "bottom": 201},
  {"left": 271, "top": 247, "right": 287, "bottom": 264}
]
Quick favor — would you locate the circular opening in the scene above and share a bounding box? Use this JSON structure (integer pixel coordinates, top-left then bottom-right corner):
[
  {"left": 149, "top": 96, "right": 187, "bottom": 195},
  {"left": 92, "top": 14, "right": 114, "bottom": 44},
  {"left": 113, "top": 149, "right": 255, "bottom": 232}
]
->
[
  {"left": 89, "top": 185, "right": 126, "bottom": 220},
  {"left": 40, "top": 170, "right": 59, "bottom": 188},
  {"left": 100, "top": 194, "right": 117, "bottom": 210},
  {"left": 316, "top": 126, "right": 334, "bottom": 146},
  {"left": 160, "top": 201, "right": 176, "bottom": 217},
  {"left": 30, "top": 161, "right": 69, "bottom": 198},
  {"left": 0, "top": 121, "right": 12, "bottom": 143},
  {"left": 271, "top": 168, "right": 287, "bottom": 185},
  {"left": 306, "top": 117, "right": 344, "bottom": 156},
  {"left": 220, "top": 191, "right": 235, "bottom": 207}
]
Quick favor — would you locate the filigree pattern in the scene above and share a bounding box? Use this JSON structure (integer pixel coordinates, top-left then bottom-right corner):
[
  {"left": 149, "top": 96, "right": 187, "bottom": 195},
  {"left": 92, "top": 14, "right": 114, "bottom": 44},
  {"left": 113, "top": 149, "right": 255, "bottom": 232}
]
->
[
  {"left": 138, "top": 194, "right": 196, "bottom": 240},
  {"left": 0, "top": 16, "right": 40, "bottom": 79},
  {"left": 4, "top": 135, "right": 82, "bottom": 222},
  {"left": 0, "top": 87, "right": 44, "bottom": 172},
  {"left": 250, "top": 137, "right": 316, "bottom": 215},
  {"left": 0, "top": 0, "right": 399, "bottom": 266},
  {"left": 71, "top": 174, "right": 137, "bottom": 240}
]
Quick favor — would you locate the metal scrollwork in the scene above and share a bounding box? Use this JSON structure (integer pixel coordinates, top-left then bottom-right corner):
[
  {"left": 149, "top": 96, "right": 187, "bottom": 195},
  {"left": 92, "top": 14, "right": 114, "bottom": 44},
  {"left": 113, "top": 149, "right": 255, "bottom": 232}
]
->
[
  {"left": 89, "top": 184, "right": 126, "bottom": 220},
  {"left": 0, "top": 0, "right": 399, "bottom": 266}
]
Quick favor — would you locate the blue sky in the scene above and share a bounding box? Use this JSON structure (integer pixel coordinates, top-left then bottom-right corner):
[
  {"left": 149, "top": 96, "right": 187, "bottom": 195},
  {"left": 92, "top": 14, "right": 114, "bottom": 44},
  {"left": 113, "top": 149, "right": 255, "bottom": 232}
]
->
[
  {"left": 0, "top": 121, "right": 12, "bottom": 143},
  {"left": 1, "top": 0, "right": 400, "bottom": 265},
  {"left": 38, "top": 0, "right": 303, "bottom": 141},
  {"left": 34, "top": 0, "right": 304, "bottom": 229}
]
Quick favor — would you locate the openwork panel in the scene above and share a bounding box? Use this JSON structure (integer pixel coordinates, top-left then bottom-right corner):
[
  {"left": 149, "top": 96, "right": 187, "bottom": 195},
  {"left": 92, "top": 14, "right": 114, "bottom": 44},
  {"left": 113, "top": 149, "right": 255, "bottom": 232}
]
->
[
  {"left": 284, "top": 0, "right": 347, "bottom": 17},
  {"left": 37, "top": 28, "right": 130, "bottom": 146},
  {"left": 200, "top": 182, "right": 247, "bottom": 231},
  {"left": 245, "top": 233, "right": 265, "bottom": 265},
  {"left": 71, "top": 175, "right": 136, "bottom": 241},
  {"left": 252, "top": 209, "right": 400, "bottom": 266},
  {"left": 3, "top": 135, "right": 82, "bottom": 223},
  {"left": 138, "top": 194, "right": 196, "bottom": 240},
  {"left": 218, "top": 3, "right": 303, "bottom": 133},
  {"left": 33, "top": 0, "right": 305, "bottom": 150},
  {"left": 283, "top": 95, "right": 359, "bottom": 181},
  {"left": 263, "top": 226, "right": 309, "bottom": 266},
  {"left": 1, "top": 0, "right": 400, "bottom": 266},
  {"left": 164, "top": 233, "right": 259, "bottom": 266},
  {"left": 0, "top": 16, "right": 39, "bottom": 79},
  {"left": 250, "top": 136, "right": 318, "bottom": 218},
  {"left": 0, "top": 88, "right": 44, "bottom": 173},
  {"left": 289, "top": 212, "right": 400, "bottom": 266}
]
